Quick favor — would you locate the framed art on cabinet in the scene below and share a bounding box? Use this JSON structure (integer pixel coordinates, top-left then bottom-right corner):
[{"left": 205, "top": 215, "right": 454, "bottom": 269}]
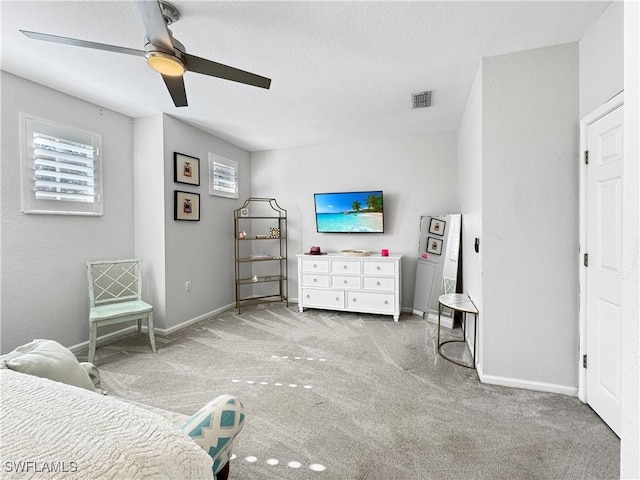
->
[
  {"left": 174, "top": 152, "right": 200, "bottom": 186},
  {"left": 429, "top": 218, "right": 446, "bottom": 236},
  {"left": 426, "top": 237, "right": 443, "bottom": 255},
  {"left": 174, "top": 191, "right": 200, "bottom": 221}
]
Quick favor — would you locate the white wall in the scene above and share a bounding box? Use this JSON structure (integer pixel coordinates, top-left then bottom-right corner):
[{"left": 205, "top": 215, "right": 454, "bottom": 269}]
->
[
  {"left": 481, "top": 43, "right": 580, "bottom": 393},
  {"left": 457, "top": 64, "right": 483, "bottom": 359},
  {"left": 579, "top": 1, "right": 624, "bottom": 119},
  {"left": 0, "top": 72, "right": 135, "bottom": 352},
  {"left": 621, "top": 1, "right": 640, "bottom": 477},
  {"left": 250, "top": 133, "right": 458, "bottom": 308}
]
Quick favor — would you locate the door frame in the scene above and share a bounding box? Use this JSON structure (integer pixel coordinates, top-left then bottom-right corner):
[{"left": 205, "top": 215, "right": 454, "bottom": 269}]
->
[{"left": 578, "top": 91, "right": 624, "bottom": 403}]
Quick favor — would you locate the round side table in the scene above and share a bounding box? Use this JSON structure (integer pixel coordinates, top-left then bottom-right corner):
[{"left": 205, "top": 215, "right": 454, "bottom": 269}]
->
[{"left": 437, "top": 293, "right": 479, "bottom": 369}]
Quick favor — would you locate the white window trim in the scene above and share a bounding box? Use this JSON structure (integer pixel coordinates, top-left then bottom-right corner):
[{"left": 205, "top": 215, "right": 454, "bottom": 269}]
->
[
  {"left": 19, "top": 113, "right": 103, "bottom": 216},
  {"left": 208, "top": 153, "right": 238, "bottom": 199}
]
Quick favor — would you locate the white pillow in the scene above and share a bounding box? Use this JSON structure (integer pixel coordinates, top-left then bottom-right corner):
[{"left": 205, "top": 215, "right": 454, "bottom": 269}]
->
[{"left": 1, "top": 339, "right": 95, "bottom": 391}]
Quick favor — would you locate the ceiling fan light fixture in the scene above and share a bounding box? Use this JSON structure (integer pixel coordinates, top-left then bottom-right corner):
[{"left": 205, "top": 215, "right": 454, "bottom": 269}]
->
[{"left": 145, "top": 51, "right": 185, "bottom": 76}]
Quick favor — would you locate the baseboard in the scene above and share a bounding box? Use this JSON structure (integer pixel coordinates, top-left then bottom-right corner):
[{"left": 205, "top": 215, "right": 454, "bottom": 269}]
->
[
  {"left": 478, "top": 369, "right": 579, "bottom": 397},
  {"left": 154, "top": 303, "right": 235, "bottom": 336},
  {"left": 68, "top": 303, "right": 236, "bottom": 355}
]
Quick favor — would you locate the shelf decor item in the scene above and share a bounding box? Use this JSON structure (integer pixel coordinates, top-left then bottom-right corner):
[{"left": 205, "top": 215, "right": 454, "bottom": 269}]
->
[
  {"left": 340, "top": 249, "right": 372, "bottom": 257},
  {"left": 174, "top": 191, "right": 200, "bottom": 221},
  {"left": 174, "top": 152, "right": 200, "bottom": 186},
  {"left": 234, "top": 198, "right": 288, "bottom": 312}
]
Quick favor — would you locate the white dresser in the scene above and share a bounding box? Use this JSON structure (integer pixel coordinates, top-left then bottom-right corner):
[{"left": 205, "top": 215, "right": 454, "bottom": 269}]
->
[{"left": 296, "top": 253, "right": 402, "bottom": 321}]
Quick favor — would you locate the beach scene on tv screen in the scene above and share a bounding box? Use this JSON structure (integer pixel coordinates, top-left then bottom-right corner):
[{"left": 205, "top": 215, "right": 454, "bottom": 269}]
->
[{"left": 315, "top": 191, "right": 383, "bottom": 233}]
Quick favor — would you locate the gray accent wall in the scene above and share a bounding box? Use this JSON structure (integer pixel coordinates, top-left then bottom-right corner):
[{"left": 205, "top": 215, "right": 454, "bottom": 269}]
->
[
  {"left": 0, "top": 72, "right": 135, "bottom": 352},
  {"left": 133, "top": 114, "right": 252, "bottom": 333},
  {"left": 481, "top": 43, "right": 580, "bottom": 391}
]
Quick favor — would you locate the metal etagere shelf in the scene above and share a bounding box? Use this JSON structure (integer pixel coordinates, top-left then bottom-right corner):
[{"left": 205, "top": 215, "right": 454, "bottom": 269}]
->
[{"left": 234, "top": 198, "right": 288, "bottom": 312}]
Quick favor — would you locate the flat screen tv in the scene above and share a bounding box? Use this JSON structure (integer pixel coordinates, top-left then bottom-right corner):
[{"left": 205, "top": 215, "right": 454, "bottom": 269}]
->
[{"left": 314, "top": 190, "right": 384, "bottom": 233}]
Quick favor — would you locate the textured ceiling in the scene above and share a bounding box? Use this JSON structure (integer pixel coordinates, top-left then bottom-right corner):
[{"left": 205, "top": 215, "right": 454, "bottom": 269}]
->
[{"left": 1, "top": 1, "right": 610, "bottom": 152}]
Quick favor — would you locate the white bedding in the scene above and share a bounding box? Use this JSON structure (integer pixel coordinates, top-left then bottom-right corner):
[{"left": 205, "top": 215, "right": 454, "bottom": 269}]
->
[{"left": 0, "top": 369, "right": 213, "bottom": 479}]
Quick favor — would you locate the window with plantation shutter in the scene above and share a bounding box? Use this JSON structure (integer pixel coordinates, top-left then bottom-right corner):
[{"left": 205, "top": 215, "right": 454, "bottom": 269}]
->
[
  {"left": 208, "top": 153, "right": 238, "bottom": 199},
  {"left": 20, "top": 114, "right": 103, "bottom": 215}
]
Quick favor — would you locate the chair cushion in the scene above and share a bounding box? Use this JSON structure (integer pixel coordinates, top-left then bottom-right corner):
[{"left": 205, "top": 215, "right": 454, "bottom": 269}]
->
[
  {"left": 0, "top": 339, "right": 95, "bottom": 391},
  {"left": 89, "top": 300, "right": 152, "bottom": 321}
]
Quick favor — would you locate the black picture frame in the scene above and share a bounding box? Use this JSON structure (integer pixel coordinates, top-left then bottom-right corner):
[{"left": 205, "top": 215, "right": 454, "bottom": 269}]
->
[
  {"left": 429, "top": 218, "right": 446, "bottom": 236},
  {"left": 174, "top": 191, "right": 200, "bottom": 221},
  {"left": 426, "top": 237, "right": 443, "bottom": 255},
  {"left": 174, "top": 152, "right": 200, "bottom": 186}
]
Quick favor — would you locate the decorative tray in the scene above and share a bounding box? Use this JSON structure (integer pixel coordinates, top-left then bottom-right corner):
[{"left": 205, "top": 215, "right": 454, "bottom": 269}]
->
[{"left": 340, "top": 249, "right": 371, "bottom": 257}]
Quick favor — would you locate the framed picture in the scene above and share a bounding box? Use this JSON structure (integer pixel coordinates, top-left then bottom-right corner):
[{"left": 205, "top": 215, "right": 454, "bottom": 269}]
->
[
  {"left": 174, "top": 191, "right": 200, "bottom": 221},
  {"left": 174, "top": 152, "right": 200, "bottom": 186},
  {"left": 429, "top": 218, "right": 446, "bottom": 236},
  {"left": 426, "top": 237, "right": 443, "bottom": 255}
]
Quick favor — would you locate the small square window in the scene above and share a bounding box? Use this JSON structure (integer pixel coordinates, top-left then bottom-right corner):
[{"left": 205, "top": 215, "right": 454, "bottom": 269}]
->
[
  {"left": 20, "top": 114, "right": 103, "bottom": 215},
  {"left": 208, "top": 153, "right": 238, "bottom": 199}
]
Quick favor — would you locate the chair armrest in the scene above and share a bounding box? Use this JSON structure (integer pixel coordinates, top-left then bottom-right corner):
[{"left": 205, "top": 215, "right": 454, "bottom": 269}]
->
[
  {"left": 79, "top": 362, "right": 101, "bottom": 390},
  {"left": 179, "top": 394, "right": 246, "bottom": 476}
]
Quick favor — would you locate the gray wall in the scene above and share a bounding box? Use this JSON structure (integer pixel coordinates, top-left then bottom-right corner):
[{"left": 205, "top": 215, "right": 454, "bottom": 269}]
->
[
  {"left": 482, "top": 43, "right": 580, "bottom": 392},
  {"left": 457, "top": 64, "right": 483, "bottom": 358},
  {"left": 0, "top": 72, "right": 135, "bottom": 352},
  {"left": 161, "top": 115, "right": 251, "bottom": 331},
  {"left": 133, "top": 113, "right": 252, "bottom": 333},
  {"left": 250, "top": 133, "right": 458, "bottom": 309}
]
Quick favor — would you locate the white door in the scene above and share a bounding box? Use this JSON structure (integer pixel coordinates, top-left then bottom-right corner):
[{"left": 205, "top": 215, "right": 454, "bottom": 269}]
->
[{"left": 585, "top": 103, "right": 623, "bottom": 436}]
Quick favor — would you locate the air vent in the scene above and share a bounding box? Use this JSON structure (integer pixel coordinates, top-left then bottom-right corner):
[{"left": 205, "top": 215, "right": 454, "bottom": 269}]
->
[{"left": 412, "top": 91, "right": 432, "bottom": 109}]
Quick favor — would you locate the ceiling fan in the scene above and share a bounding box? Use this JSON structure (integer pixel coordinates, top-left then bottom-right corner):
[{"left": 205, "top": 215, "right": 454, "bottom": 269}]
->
[{"left": 19, "top": 0, "right": 271, "bottom": 107}]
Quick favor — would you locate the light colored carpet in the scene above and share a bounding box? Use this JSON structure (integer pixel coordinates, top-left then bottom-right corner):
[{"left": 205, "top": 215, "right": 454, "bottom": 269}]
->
[{"left": 94, "top": 303, "right": 619, "bottom": 480}]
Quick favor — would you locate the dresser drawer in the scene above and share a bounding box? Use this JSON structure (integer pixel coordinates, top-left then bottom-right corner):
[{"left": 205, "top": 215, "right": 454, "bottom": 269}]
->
[
  {"left": 301, "top": 288, "right": 345, "bottom": 309},
  {"left": 362, "top": 276, "right": 395, "bottom": 292},
  {"left": 301, "top": 259, "right": 330, "bottom": 273},
  {"left": 331, "top": 260, "right": 361, "bottom": 274},
  {"left": 362, "top": 261, "right": 395, "bottom": 275},
  {"left": 331, "top": 275, "right": 361, "bottom": 289},
  {"left": 301, "top": 274, "right": 330, "bottom": 288},
  {"left": 347, "top": 291, "right": 395, "bottom": 313}
]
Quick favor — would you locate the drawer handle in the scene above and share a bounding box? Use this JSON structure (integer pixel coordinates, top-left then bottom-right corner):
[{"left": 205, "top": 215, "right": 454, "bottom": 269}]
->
[
  {"left": 306, "top": 295, "right": 310, "bottom": 299},
  {"left": 314, "top": 278, "right": 318, "bottom": 283},
  {"left": 352, "top": 298, "right": 357, "bottom": 302},
  {"left": 344, "top": 265, "right": 348, "bottom": 269},
  {"left": 384, "top": 300, "right": 389, "bottom": 305},
  {"left": 336, "top": 297, "right": 340, "bottom": 302},
  {"left": 344, "top": 280, "right": 348, "bottom": 284},
  {"left": 313, "top": 264, "right": 317, "bottom": 268},
  {"left": 377, "top": 266, "right": 381, "bottom": 270},
  {"left": 376, "top": 281, "right": 381, "bottom": 286}
]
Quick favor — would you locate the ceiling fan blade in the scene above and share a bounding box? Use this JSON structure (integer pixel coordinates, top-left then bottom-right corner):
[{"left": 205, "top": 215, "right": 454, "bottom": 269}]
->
[
  {"left": 20, "top": 30, "right": 145, "bottom": 57},
  {"left": 136, "top": 0, "right": 174, "bottom": 52},
  {"left": 185, "top": 53, "right": 271, "bottom": 90},
  {"left": 162, "top": 74, "right": 188, "bottom": 107}
]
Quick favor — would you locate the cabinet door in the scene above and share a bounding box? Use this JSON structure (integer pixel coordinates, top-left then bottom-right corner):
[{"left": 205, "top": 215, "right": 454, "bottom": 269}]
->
[
  {"left": 301, "top": 274, "right": 330, "bottom": 288},
  {"left": 301, "top": 288, "right": 345, "bottom": 309},
  {"left": 362, "top": 276, "right": 395, "bottom": 292},
  {"left": 348, "top": 291, "right": 395, "bottom": 314},
  {"left": 331, "top": 275, "right": 361, "bottom": 289}
]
